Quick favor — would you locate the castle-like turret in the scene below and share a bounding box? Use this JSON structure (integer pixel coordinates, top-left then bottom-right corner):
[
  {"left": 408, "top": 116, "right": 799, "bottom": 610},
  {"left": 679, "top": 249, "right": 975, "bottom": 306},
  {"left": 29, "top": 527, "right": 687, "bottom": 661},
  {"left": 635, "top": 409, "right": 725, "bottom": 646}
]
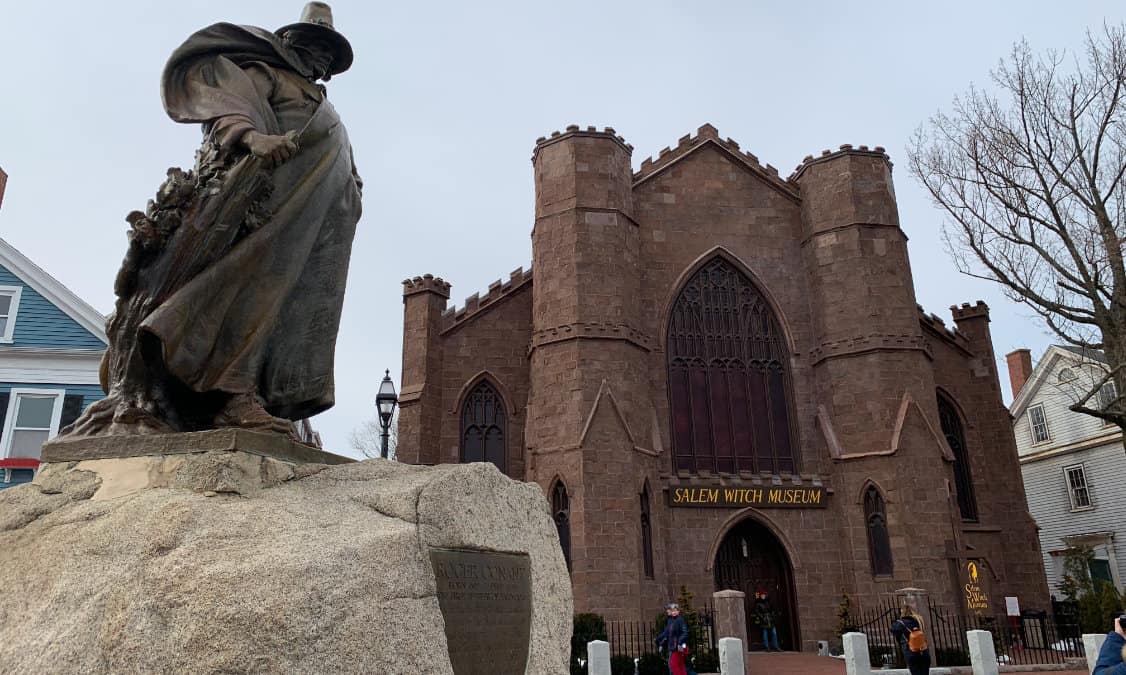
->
[
  {"left": 396, "top": 274, "right": 450, "bottom": 465},
  {"left": 528, "top": 126, "right": 651, "bottom": 616}
]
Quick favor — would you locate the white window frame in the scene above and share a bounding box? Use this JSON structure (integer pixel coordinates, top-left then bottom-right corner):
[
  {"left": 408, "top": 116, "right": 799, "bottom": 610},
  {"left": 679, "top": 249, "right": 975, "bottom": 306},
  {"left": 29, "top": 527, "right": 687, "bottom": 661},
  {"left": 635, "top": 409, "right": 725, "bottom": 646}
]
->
[
  {"left": 0, "top": 285, "right": 23, "bottom": 343},
  {"left": 0, "top": 388, "right": 65, "bottom": 459},
  {"left": 1028, "top": 403, "right": 1051, "bottom": 444},
  {"left": 1063, "top": 463, "right": 1093, "bottom": 511}
]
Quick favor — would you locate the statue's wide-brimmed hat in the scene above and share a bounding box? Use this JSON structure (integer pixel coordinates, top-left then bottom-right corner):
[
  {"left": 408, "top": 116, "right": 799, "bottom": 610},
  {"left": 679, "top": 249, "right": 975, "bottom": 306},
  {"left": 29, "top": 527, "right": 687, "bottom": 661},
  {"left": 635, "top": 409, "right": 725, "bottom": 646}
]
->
[{"left": 276, "top": 2, "right": 353, "bottom": 76}]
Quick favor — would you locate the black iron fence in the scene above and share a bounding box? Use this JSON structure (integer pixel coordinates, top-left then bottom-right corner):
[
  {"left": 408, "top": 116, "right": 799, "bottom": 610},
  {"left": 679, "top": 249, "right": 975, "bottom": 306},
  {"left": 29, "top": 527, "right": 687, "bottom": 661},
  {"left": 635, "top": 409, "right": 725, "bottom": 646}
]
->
[
  {"left": 853, "top": 597, "right": 1084, "bottom": 668},
  {"left": 606, "top": 604, "right": 718, "bottom": 663}
]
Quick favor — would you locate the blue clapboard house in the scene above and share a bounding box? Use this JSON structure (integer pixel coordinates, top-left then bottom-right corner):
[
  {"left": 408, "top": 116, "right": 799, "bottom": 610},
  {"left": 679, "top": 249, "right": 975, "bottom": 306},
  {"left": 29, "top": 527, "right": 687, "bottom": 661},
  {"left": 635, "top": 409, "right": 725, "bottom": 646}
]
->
[{"left": 0, "top": 236, "right": 107, "bottom": 489}]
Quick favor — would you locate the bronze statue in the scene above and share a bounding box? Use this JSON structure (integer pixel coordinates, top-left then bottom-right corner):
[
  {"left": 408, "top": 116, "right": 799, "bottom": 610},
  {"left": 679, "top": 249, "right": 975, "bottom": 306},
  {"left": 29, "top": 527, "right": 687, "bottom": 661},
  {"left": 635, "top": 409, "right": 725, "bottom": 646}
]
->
[{"left": 64, "top": 3, "right": 362, "bottom": 441}]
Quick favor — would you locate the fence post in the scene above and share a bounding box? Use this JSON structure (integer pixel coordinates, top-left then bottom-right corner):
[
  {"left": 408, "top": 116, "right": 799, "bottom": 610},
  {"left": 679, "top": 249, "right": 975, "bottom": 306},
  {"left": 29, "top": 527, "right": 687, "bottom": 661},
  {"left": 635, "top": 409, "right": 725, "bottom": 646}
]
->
[
  {"left": 713, "top": 590, "right": 748, "bottom": 653},
  {"left": 718, "top": 637, "right": 745, "bottom": 675},
  {"left": 1082, "top": 633, "right": 1107, "bottom": 674},
  {"left": 967, "top": 629, "right": 999, "bottom": 675},
  {"left": 842, "top": 632, "right": 873, "bottom": 675},
  {"left": 587, "top": 640, "right": 610, "bottom": 675}
]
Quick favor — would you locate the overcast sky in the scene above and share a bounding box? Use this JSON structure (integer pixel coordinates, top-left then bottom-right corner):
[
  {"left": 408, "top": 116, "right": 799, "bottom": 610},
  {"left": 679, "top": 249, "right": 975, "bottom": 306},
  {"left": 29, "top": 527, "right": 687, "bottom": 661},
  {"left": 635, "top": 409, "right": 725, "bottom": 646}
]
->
[{"left": 0, "top": 1, "right": 1119, "bottom": 458}]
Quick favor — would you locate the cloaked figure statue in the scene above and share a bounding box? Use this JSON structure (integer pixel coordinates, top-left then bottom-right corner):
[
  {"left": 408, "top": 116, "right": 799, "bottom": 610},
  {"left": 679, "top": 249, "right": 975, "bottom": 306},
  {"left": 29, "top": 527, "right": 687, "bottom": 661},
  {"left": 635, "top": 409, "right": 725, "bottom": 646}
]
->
[{"left": 64, "top": 3, "right": 362, "bottom": 441}]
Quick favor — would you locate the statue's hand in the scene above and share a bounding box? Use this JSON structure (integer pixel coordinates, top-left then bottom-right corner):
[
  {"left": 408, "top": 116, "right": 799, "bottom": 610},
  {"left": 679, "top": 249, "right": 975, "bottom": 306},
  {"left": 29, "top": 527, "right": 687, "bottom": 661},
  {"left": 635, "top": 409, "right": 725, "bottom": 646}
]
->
[{"left": 243, "top": 131, "right": 298, "bottom": 166}]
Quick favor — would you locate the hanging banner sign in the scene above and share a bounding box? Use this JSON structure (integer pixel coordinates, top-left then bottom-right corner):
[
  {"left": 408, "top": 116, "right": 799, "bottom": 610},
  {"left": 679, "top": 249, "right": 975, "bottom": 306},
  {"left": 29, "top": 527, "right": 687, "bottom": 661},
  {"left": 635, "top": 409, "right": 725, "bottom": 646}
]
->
[
  {"left": 963, "top": 560, "right": 991, "bottom": 614},
  {"left": 668, "top": 485, "right": 827, "bottom": 508}
]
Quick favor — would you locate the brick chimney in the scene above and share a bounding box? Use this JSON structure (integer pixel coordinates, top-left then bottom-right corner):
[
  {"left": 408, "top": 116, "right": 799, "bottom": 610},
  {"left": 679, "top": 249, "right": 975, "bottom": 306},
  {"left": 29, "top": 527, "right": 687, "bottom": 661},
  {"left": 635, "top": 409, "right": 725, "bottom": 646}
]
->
[
  {"left": 1006, "top": 349, "right": 1033, "bottom": 398},
  {"left": 0, "top": 167, "right": 7, "bottom": 210}
]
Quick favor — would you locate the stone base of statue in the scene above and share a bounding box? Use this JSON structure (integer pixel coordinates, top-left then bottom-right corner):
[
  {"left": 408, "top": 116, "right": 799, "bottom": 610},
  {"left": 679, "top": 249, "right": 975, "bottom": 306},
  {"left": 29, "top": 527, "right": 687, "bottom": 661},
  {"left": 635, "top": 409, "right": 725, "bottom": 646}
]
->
[{"left": 0, "top": 445, "right": 571, "bottom": 674}]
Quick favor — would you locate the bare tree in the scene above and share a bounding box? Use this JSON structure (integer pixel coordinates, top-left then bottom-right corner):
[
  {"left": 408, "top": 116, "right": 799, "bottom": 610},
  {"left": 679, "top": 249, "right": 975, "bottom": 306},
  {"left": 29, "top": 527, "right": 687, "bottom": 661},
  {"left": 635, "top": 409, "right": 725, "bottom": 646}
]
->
[
  {"left": 909, "top": 25, "right": 1126, "bottom": 441},
  {"left": 349, "top": 412, "right": 397, "bottom": 460}
]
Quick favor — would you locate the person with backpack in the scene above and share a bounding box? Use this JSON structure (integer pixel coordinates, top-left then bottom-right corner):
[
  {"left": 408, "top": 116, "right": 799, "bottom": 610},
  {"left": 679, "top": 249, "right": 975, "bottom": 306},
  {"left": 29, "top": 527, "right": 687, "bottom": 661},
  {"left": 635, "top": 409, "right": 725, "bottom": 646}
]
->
[
  {"left": 890, "top": 603, "right": 931, "bottom": 675},
  {"left": 655, "top": 602, "right": 690, "bottom": 675}
]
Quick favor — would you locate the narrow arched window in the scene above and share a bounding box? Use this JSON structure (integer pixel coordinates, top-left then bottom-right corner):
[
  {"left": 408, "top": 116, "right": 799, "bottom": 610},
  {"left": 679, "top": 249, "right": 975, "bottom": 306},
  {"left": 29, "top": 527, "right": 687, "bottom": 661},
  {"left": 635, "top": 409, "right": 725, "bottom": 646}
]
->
[
  {"left": 667, "top": 256, "right": 796, "bottom": 474},
  {"left": 551, "top": 480, "right": 571, "bottom": 572},
  {"left": 865, "top": 485, "right": 893, "bottom": 576},
  {"left": 460, "top": 380, "right": 506, "bottom": 473},
  {"left": 640, "top": 484, "right": 654, "bottom": 579},
  {"left": 937, "top": 393, "right": 978, "bottom": 521}
]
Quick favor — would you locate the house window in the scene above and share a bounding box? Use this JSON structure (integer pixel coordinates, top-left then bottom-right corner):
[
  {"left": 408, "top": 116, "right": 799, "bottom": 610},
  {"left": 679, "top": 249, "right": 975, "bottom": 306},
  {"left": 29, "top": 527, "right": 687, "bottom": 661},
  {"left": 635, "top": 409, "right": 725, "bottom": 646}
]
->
[
  {"left": 1028, "top": 404, "right": 1050, "bottom": 444},
  {"left": 666, "top": 256, "right": 796, "bottom": 475},
  {"left": 460, "top": 380, "right": 506, "bottom": 473},
  {"left": 864, "top": 485, "right": 893, "bottom": 577},
  {"left": 1064, "top": 464, "right": 1092, "bottom": 510},
  {"left": 640, "top": 484, "right": 654, "bottom": 579},
  {"left": 551, "top": 480, "right": 571, "bottom": 572},
  {"left": 1097, "top": 381, "right": 1117, "bottom": 413},
  {"left": 938, "top": 393, "right": 979, "bottom": 521},
  {"left": 1, "top": 389, "right": 65, "bottom": 460},
  {"left": 0, "top": 286, "right": 23, "bottom": 343},
  {"left": 1057, "top": 368, "right": 1075, "bottom": 383}
]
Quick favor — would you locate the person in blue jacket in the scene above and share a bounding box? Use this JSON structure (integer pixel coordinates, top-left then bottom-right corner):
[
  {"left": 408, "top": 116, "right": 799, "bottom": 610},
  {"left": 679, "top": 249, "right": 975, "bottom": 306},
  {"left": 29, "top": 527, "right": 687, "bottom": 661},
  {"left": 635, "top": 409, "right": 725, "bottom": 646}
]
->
[
  {"left": 1094, "top": 617, "right": 1126, "bottom": 675},
  {"left": 655, "top": 603, "right": 690, "bottom": 675}
]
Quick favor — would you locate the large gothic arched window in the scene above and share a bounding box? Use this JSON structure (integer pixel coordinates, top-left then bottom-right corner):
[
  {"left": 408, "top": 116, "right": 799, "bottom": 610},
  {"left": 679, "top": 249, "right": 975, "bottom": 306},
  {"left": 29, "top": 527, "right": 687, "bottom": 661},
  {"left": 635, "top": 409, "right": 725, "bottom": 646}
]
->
[
  {"left": 864, "top": 485, "right": 893, "bottom": 576},
  {"left": 460, "top": 380, "right": 506, "bottom": 473},
  {"left": 667, "top": 257, "right": 796, "bottom": 474},
  {"left": 551, "top": 480, "right": 571, "bottom": 572},
  {"left": 937, "top": 393, "right": 978, "bottom": 521}
]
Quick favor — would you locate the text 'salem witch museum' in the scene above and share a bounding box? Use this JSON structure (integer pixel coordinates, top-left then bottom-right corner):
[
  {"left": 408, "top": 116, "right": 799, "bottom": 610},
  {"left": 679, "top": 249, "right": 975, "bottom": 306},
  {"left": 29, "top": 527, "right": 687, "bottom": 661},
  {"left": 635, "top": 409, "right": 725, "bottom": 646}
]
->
[{"left": 395, "top": 124, "right": 1051, "bottom": 650}]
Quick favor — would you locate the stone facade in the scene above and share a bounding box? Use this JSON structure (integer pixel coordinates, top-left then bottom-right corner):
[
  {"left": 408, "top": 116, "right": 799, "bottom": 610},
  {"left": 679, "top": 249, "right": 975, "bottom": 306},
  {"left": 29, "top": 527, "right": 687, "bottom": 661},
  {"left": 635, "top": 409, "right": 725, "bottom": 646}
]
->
[{"left": 396, "top": 124, "right": 1050, "bottom": 651}]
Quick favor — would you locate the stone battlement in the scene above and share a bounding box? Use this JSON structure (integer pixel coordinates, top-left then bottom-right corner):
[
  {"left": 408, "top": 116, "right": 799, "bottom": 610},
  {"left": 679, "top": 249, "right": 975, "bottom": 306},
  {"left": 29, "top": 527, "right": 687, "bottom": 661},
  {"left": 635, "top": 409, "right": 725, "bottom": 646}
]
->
[
  {"left": 950, "top": 300, "right": 990, "bottom": 321},
  {"left": 532, "top": 125, "right": 633, "bottom": 162},
  {"left": 402, "top": 273, "right": 451, "bottom": 298},
  {"left": 441, "top": 265, "right": 533, "bottom": 331},
  {"left": 632, "top": 123, "right": 796, "bottom": 199},
  {"left": 917, "top": 303, "right": 969, "bottom": 346},
  {"left": 788, "top": 144, "right": 891, "bottom": 182}
]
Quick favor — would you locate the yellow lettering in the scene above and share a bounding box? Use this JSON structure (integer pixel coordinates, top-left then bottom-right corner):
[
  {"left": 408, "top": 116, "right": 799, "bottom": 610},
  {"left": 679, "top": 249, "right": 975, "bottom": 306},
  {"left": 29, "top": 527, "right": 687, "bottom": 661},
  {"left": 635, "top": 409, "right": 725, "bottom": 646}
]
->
[
  {"left": 768, "top": 489, "right": 781, "bottom": 503},
  {"left": 725, "top": 489, "right": 737, "bottom": 503},
  {"left": 750, "top": 489, "right": 763, "bottom": 503},
  {"left": 810, "top": 490, "right": 821, "bottom": 504}
]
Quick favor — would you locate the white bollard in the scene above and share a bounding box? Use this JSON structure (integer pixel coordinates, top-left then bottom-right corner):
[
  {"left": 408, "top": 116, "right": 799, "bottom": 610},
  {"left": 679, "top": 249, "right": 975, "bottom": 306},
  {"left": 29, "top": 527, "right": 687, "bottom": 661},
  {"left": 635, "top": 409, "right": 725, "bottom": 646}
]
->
[
  {"left": 1083, "top": 633, "right": 1107, "bottom": 674},
  {"left": 966, "top": 629, "right": 999, "bottom": 675},
  {"left": 842, "top": 632, "right": 873, "bottom": 675},
  {"left": 586, "top": 639, "right": 610, "bottom": 675},
  {"left": 718, "top": 637, "right": 745, "bottom": 675}
]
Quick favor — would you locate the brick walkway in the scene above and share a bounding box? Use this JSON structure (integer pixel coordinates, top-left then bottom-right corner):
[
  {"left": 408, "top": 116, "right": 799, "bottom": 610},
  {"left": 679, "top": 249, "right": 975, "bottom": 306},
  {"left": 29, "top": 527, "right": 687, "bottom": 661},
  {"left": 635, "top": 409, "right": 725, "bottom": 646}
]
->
[{"left": 734, "top": 652, "right": 1088, "bottom": 674}]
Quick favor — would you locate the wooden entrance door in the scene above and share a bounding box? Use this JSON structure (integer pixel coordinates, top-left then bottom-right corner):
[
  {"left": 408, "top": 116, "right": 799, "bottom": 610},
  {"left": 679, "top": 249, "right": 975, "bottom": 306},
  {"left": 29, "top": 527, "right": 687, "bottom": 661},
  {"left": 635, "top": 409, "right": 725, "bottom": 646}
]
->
[{"left": 713, "top": 518, "right": 798, "bottom": 650}]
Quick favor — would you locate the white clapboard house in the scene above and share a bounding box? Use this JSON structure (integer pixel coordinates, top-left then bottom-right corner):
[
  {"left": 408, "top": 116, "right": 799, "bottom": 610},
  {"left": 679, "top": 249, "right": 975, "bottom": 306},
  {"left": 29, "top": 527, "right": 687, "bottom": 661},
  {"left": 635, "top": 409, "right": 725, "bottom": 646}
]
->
[
  {"left": 0, "top": 237, "right": 107, "bottom": 489},
  {"left": 1007, "top": 345, "right": 1124, "bottom": 595}
]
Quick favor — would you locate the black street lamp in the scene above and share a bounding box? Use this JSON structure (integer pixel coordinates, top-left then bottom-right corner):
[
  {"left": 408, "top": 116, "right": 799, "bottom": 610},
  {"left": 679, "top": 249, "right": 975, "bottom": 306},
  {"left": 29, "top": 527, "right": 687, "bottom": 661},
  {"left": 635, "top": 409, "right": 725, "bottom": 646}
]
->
[{"left": 375, "top": 369, "right": 398, "bottom": 459}]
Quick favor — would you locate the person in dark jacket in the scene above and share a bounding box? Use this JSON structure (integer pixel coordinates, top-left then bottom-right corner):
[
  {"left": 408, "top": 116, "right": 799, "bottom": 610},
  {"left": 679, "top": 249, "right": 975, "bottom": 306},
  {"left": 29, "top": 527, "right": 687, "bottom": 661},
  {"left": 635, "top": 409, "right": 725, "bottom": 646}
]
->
[
  {"left": 655, "top": 603, "right": 689, "bottom": 675},
  {"left": 1093, "top": 617, "right": 1126, "bottom": 675},
  {"left": 890, "top": 603, "right": 931, "bottom": 675},
  {"left": 753, "top": 589, "right": 782, "bottom": 652}
]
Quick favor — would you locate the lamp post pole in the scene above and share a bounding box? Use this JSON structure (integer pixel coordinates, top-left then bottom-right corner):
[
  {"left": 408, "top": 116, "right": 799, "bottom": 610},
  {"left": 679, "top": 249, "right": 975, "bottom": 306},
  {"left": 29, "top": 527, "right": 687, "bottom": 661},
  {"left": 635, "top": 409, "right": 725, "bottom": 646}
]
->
[{"left": 375, "top": 369, "right": 398, "bottom": 460}]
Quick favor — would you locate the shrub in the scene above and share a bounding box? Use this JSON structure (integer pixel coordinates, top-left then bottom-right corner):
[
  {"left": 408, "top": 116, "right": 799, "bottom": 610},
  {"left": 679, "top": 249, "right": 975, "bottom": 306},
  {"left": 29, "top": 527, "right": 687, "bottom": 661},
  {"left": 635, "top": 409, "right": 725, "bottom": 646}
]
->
[
  {"left": 933, "top": 647, "right": 970, "bottom": 666},
  {"left": 572, "top": 613, "right": 608, "bottom": 672},
  {"left": 868, "top": 645, "right": 897, "bottom": 668},
  {"left": 692, "top": 648, "right": 720, "bottom": 672},
  {"left": 610, "top": 654, "right": 635, "bottom": 675},
  {"left": 636, "top": 652, "right": 667, "bottom": 675}
]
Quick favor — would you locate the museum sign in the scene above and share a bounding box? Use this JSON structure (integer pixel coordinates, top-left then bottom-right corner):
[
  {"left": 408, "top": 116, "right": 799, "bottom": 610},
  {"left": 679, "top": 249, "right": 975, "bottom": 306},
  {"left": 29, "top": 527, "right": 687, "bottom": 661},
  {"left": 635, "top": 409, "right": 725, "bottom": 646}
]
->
[{"left": 668, "top": 485, "right": 827, "bottom": 508}]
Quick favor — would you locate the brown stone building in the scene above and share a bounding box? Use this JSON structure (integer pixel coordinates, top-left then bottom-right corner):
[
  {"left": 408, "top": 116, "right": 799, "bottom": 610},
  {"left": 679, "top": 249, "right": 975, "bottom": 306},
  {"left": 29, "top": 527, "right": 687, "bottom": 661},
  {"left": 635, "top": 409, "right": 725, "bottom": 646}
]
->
[{"left": 396, "top": 124, "right": 1049, "bottom": 650}]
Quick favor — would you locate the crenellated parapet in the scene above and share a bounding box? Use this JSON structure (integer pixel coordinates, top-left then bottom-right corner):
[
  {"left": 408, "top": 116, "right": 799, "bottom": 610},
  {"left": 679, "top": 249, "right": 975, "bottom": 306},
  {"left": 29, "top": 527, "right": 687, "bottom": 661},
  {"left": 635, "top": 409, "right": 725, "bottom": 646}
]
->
[
  {"left": 788, "top": 144, "right": 891, "bottom": 182},
  {"left": 401, "top": 273, "right": 451, "bottom": 298},
  {"left": 917, "top": 303, "right": 972, "bottom": 351},
  {"left": 950, "top": 300, "right": 990, "bottom": 322},
  {"left": 440, "top": 266, "right": 533, "bottom": 332},
  {"left": 532, "top": 125, "right": 633, "bottom": 162},
  {"left": 632, "top": 123, "right": 797, "bottom": 200}
]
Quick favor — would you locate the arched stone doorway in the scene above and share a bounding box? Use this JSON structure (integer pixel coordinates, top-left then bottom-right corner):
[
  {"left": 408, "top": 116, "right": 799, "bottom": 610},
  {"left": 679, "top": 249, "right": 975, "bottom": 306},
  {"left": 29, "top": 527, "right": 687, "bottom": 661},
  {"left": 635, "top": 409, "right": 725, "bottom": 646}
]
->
[{"left": 713, "top": 517, "right": 799, "bottom": 650}]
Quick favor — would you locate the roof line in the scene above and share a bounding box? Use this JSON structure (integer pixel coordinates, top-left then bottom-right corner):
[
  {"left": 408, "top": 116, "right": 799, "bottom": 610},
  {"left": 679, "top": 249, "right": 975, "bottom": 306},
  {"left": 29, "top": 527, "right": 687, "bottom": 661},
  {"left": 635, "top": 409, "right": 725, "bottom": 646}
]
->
[{"left": 0, "top": 237, "right": 108, "bottom": 344}]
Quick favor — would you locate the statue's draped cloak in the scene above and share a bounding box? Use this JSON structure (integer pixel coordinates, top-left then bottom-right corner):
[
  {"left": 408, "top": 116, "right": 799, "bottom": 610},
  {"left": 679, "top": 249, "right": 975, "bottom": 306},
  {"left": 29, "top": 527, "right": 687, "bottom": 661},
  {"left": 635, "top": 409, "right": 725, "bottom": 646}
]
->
[{"left": 146, "top": 23, "right": 361, "bottom": 420}]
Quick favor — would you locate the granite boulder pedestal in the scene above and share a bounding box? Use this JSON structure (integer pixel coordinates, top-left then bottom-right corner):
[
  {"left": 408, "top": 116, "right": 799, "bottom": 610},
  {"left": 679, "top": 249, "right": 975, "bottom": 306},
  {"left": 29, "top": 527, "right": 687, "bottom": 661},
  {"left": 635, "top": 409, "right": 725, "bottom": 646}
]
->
[{"left": 0, "top": 431, "right": 571, "bottom": 674}]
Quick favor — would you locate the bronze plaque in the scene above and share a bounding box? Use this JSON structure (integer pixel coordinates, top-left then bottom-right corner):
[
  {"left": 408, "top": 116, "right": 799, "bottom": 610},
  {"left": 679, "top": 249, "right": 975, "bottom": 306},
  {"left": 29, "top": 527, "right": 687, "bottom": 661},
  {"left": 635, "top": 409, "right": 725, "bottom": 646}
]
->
[
  {"left": 668, "top": 485, "right": 827, "bottom": 508},
  {"left": 430, "top": 548, "right": 532, "bottom": 674}
]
